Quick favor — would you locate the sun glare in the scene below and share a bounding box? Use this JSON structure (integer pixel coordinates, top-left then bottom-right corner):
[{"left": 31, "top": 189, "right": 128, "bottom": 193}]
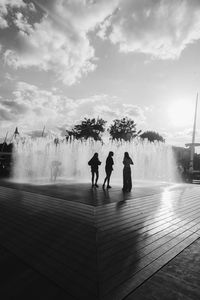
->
[{"left": 167, "top": 100, "right": 195, "bottom": 127}]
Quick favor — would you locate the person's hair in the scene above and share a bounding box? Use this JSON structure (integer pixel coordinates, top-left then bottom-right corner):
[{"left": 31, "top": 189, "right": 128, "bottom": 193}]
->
[
  {"left": 124, "top": 152, "right": 129, "bottom": 159},
  {"left": 109, "top": 151, "right": 114, "bottom": 156},
  {"left": 94, "top": 152, "right": 98, "bottom": 158}
]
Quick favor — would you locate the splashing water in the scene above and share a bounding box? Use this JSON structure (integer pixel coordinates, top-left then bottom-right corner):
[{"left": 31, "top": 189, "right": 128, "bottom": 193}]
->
[{"left": 11, "top": 137, "right": 178, "bottom": 184}]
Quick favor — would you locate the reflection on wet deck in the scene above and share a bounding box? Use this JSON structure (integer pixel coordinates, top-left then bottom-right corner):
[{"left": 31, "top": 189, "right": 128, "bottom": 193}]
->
[{"left": 0, "top": 182, "right": 200, "bottom": 299}]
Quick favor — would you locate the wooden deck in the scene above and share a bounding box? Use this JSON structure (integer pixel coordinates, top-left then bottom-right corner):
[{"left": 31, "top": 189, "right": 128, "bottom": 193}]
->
[{"left": 0, "top": 181, "right": 200, "bottom": 299}]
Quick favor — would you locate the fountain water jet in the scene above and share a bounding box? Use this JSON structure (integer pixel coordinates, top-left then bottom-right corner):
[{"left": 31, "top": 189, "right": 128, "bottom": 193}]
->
[{"left": 11, "top": 137, "right": 177, "bottom": 185}]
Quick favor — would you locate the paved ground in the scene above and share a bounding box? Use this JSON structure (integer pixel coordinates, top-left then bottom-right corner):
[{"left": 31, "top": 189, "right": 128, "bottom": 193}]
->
[{"left": 0, "top": 180, "right": 200, "bottom": 299}]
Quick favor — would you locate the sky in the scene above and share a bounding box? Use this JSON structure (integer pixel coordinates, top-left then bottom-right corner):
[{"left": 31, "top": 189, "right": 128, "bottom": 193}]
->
[{"left": 1, "top": 0, "right": 200, "bottom": 147}]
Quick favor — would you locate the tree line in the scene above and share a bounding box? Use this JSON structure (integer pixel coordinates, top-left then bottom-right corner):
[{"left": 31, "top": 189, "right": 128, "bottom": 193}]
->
[{"left": 66, "top": 117, "right": 165, "bottom": 143}]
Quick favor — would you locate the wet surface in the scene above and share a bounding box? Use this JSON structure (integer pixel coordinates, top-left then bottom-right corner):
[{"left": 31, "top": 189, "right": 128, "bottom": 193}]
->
[
  {"left": 0, "top": 181, "right": 200, "bottom": 299},
  {"left": 126, "top": 237, "right": 200, "bottom": 300},
  {"left": 0, "top": 179, "right": 187, "bottom": 206}
]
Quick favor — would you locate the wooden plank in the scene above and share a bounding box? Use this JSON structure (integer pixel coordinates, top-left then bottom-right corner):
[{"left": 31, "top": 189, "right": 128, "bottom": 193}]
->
[
  {"left": 98, "top": 209, "right": 200, "bottom": 255},
  {"left": 0, "top": 183, "right": 200, "bottom": 299},
  {"left": 103, "top": 233, "right": 199, "bottom": 300}
]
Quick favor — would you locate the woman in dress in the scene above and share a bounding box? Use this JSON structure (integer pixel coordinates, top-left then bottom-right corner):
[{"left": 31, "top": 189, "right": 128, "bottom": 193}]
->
[{"left": 122, "top": 152, "right": 134, "bottom": 192}]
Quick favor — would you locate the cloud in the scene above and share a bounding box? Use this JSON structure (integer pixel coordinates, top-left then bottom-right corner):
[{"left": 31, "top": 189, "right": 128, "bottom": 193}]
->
[
  {"left": 3, "top": 0, "right": 118, "bottom": 85},
  {"left": 1, "top": 99, "right": 28, "bottom": 115},
  {"left": 10, "top": 82, "right": 78, "bottom": 129},
  {"left": 122, "top": 104, "right": 145, "bottom": 120},
  {"left": 2, "top": 0, "right": 200, "bottom": 86},
  {"left": 0, "top": 92, "right": 28, "bottom": 122},
  {"left": 100, "top": 0, "right": 200, "bottom": 59},
  {"left": 4, "top": 16, "right": 96, "bottom": 84},
  {"left": 0, "top": 81, "right": 145, "bottom": 135},
  {"left": 0, "top": 16, "right": 8, "bottom": 29},
  {"left": 163, "top": 127, "right": 196, "bottom": 146},
  {"left": 0, "top": 107, "right": 14, "bottom": 121},
  {"left": 4, "top": 72, "right": 15, "bottom": 81},
  {"left": 0, "top": 0, "right": 27, "bottom": 29},
  {"left": 73, "top": 95, "right": 145, "bottom": 125},
  {"left": 2, "top": 0, "right": 200, "bottom": 89}
]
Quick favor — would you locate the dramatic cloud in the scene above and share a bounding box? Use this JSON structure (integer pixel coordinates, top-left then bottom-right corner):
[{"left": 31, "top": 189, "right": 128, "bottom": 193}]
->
[
  {"left": 2, "top": 0, "right": 118, "bottom": 85},
  {"left": 0, "top": 0, "right": 27, "bottom": 28},
  {"left": 2, "top": 0, "right": 200, "bottom": 86},
  {"left": 0, "top": 81, "right": 145, "bottom": 135},
  {"left": 4, "top": 16, "right": 96, "bottom": 85},
  {"left": 100, "top": 0, "right": 200, "bottom": 59}
]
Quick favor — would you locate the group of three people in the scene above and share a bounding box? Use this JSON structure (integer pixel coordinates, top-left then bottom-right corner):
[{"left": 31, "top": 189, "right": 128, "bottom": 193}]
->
[{"left": 88, "top": 151, "right": 134, "bottom": 192}]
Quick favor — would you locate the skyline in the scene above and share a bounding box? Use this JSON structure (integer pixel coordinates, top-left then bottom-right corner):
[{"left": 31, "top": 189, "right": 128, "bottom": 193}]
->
[{"left": 1, "top": 0, "right": 200, "bottom": 147}]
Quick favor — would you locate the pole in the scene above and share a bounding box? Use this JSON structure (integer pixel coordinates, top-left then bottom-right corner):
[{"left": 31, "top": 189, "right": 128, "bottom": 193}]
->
[{"left": 190, "top": 93, "right": 198, "bottom": 171}]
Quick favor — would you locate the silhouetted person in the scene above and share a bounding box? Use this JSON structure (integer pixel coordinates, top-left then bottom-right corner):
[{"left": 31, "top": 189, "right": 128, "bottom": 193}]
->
[
  {"left": 54, "top": 138, "right": 59, "bottom": 146},
  {"left": 122, "top": 152, "right": 134, "bottom": 192},
  {"left": 103, "top": 151, "right": 114, "bottom": 189},
  {"left": 50, "top": 160, "right": 61, "bottom": 182},
  {"left": 177, "top": 162, "right": 184, "bottom": 182},
  {"left": 88, "top": 153, "right": 101, "bottom": 188}
]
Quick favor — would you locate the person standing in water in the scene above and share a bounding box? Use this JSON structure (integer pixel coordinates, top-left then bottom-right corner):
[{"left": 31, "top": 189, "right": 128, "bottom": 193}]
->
[
  {"left": 50, "top": 160, "right": 61, "bottom": 182},
  {"left": 103, "top": 151, "right": 114, "bottom": 189},
  {"left": 122, "top": 152, "right": 134, "bottom": 192},
  {"left": 88, "top": 153, "right": 101, "bottom": 188}
]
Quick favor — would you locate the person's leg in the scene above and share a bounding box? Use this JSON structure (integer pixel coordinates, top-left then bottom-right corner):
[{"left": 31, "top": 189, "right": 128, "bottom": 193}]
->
[
  {"left": 103, "top": 176, "right": 107, "bottom": 188},
  {"left": 91, "top": 171, "right": 95, "bottom": 187},
  {"left": 95, "top": 170, "right": 99, "bottom": 187},
  {"left": 107, "top": 171, "right": 112, "bottom": 188},
  {"left": 103, "top": 168, "right": 108, "bottom": 187}
]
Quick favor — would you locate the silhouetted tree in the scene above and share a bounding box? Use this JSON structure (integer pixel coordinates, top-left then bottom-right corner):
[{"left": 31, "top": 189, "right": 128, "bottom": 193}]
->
[
  {"left": 67, "top": 117, "right": 107, "bottom": 141},
  {"left": 108, "top": 117, "right": 139, "bottom": 141},
  {"left": 140, "top": 131, "right": 165, "bottom": 143}
]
